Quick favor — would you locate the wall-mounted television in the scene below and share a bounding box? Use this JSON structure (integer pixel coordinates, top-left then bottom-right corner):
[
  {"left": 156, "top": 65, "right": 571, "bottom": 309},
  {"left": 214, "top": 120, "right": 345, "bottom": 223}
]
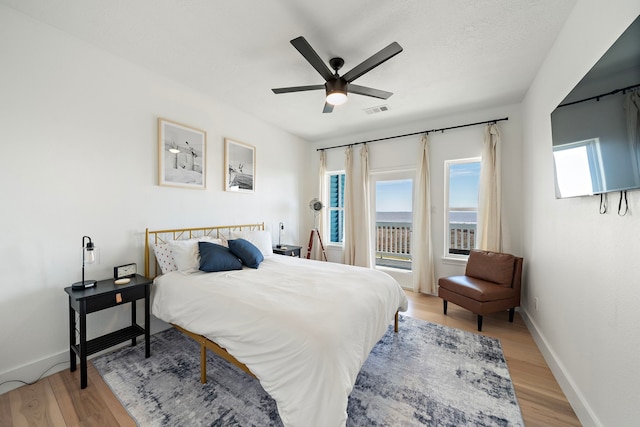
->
[{"left": 550, "top": 15, "right": 640, "bottom": 198}]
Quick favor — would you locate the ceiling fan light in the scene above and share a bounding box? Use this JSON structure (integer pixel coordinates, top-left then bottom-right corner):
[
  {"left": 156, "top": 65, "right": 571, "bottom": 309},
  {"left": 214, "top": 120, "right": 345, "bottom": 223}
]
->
[
  {"left": 325, "top": 78, "right": 348, "bottom": 106},
  {"left": 326, "top": 91, "right": 348, "bottom": 106}
]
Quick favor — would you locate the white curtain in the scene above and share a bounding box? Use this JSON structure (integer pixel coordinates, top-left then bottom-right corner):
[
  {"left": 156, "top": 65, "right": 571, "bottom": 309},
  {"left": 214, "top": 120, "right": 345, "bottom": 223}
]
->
[
  {"left": 625, "top": 89, "right": 640, "bottom": 186},
  {"left": 412, "top": 134, "right": 436, "bottom": 294},
  {"left": 343, "top": 146, "right": 355, "bottom": 265},
  {"left": 356, "top": 145, "right": 373, "bottom": 267},
  {"left": 344, "top": 145, "right": 373, "bottom": 267},
  {"left": 311, "top": 150, "right": 327, "bottom": 260},
  {"left": 477, "top": 124, "right": 502, "bottom": 252}
]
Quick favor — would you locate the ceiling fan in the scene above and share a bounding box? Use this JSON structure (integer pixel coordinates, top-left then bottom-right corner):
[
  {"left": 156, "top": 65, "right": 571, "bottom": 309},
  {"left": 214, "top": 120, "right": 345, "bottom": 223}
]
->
[{"left": 272, "top": 36, "right": 403, "bottom": 113}]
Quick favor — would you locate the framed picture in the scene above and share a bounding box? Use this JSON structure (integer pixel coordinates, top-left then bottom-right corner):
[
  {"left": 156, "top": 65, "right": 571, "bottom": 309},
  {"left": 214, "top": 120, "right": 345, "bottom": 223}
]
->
[
  {"left": 224, "top": 138, "right": 255, "bottom": 193},
  {"left": 158, "top": 118, "right": 206, "bottom": 189}
]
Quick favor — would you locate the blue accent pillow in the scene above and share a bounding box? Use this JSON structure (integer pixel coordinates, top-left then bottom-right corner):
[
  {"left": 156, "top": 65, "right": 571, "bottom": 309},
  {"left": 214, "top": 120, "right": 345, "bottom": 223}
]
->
[
  {"left": 228, "top": 238, "right": 264, "bottom": 268},
  {"left": 198, "top": 242, "right": 243, "bottom": 272}
]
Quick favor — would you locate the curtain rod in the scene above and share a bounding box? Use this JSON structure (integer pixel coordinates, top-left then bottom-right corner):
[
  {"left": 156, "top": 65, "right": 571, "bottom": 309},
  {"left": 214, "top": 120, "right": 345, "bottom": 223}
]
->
[
  {"left": 557, "top": 83, "right": 640, "bottom": 108},
  {"left": 317, "top": 117, "right": 508, "bottom": 151}
]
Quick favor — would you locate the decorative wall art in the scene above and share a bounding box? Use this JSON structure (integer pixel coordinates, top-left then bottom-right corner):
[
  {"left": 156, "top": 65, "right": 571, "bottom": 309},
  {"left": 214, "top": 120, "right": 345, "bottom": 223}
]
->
[
  {"left": 224, "top": 138, "right": 255, "bottom": 193},
  {"left": 158, "top": 118, "right": 206, "bottom": 189}
]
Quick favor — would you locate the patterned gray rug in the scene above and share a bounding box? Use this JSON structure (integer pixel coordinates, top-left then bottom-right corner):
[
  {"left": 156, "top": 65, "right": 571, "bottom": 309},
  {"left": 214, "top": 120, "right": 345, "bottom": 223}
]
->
[{"left": 93, "top": 315, "right": 523, "bottom": 426}]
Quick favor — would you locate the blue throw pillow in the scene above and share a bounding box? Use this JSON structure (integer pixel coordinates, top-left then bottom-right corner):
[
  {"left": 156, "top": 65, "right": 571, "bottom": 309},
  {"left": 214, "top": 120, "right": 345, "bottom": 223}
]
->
[
  {"left": 199, "top": 242, "right": 243, "bottom": 272},
  {"left": 228, "top": 238, "right": 264, "bottom": 268}
]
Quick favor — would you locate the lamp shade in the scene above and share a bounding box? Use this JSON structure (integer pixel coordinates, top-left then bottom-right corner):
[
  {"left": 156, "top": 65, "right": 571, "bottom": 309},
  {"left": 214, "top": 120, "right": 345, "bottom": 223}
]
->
[
  {"left": 85, "top": 239, "right": 96, "bottom": 264},
  {"left": 278, "top": 222, "right": 284, "bottom": 247}
]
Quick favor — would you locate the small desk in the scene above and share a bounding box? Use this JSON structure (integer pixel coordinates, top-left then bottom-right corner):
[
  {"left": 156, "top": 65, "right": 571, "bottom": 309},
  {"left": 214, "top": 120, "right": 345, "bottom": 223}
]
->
[
  {"left": 272, "top": 245, "right": 302, "bottom": 257},
  {"left": 64, "top": 274, "right": 152, "bottom": 389}
]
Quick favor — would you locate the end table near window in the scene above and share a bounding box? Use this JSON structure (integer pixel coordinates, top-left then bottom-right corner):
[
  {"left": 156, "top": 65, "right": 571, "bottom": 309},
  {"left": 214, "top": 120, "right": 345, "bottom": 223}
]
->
[{"left": 64, "top": 275, "right": 152, "bottom": 389}]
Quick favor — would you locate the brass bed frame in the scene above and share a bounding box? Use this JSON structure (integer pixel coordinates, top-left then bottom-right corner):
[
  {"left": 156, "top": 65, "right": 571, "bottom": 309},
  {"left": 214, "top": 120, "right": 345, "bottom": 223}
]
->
[{"left": 144, "top": 223, "right": 399, "bottom": 384}]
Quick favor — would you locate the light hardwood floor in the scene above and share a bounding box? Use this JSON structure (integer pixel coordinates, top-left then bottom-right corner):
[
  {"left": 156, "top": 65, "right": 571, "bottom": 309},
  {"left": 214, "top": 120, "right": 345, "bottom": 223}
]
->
[{"left": 1, "top": 291, "right": 581, "bottom": 426}]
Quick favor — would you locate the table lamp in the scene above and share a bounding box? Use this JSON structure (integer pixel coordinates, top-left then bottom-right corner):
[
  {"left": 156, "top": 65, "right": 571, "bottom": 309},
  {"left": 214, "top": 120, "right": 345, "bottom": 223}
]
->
[
  {"left": 277, "top": 222, "right": 284, "bottom": 248},
  {"left": 71, "top": 236, "right": 98, "bottom": 290}
]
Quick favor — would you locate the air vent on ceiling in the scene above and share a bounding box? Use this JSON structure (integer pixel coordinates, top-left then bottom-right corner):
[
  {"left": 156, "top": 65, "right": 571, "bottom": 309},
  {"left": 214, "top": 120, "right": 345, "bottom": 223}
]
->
[{"left": 364, "top": 104, "right": 390, "bottom": 114}]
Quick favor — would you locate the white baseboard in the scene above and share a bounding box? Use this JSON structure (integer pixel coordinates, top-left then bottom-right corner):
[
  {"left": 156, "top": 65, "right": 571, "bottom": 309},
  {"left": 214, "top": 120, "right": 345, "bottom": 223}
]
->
[
  {"left": 0, "top": 319, "right": 172, "bottom": 395},
  {"left": 519, "top": 306, "right": 602, "bottom": 427},
  {"left": 0, "top": 343, "right": 144, "bottom": 395},
  {"left": 0, "top": 350, "right": 69, "bottom": 395}
]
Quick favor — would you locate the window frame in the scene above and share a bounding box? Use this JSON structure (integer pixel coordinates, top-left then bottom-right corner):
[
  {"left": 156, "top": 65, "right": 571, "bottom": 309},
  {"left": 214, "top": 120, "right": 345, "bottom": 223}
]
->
[{"left": 443, "top": 157, "right": 481, "bottom": 261}]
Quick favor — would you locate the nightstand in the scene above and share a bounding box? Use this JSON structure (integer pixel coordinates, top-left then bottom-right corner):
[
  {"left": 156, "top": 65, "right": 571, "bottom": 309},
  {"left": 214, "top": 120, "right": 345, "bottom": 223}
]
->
[
  {"left": 64, "top": 274, "right": 152, "bottom": 389},
  {"left": 273, "top": 245, "right": 302, "bottom": 257}
]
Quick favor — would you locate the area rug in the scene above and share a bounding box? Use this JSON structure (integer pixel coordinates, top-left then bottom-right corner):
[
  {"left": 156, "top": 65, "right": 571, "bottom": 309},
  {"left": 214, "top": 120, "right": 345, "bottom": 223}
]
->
[{"left": 93, "top": 315, "right": 523, "bottom": 426}]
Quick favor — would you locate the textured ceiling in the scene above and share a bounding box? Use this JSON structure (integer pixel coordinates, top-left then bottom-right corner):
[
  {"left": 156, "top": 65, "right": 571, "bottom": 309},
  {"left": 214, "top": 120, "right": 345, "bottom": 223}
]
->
[{"left": 1, "top": 0, "right": 577, "bottom": 141}]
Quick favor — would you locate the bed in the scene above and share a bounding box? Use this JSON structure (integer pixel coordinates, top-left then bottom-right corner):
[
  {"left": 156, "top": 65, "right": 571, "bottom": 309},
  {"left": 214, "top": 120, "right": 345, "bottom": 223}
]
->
[{"left": 145, "top": 224, "right": 408, "bottom": 427}]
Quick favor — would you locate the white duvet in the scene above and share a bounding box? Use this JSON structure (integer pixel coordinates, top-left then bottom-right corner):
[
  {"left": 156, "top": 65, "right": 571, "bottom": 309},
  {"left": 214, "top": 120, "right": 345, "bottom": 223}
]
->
[{"left": 151, "top": 255, "right": 408, "bottom": 427}]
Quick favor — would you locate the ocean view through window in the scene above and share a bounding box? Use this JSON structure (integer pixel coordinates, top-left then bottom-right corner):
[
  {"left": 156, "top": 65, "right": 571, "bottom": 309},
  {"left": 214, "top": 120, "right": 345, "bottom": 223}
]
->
[
  {"left": 375, "top": 176, "right": 413, "bottom": 270},
  {"left": 446, "top": 159, "right": 480, "bottom": 256},
  {"left": 333, "top": 161, "right": 477, "bottom": 264}
]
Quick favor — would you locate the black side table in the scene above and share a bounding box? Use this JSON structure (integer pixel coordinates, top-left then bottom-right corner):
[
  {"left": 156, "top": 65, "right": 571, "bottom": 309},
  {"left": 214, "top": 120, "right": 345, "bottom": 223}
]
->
[
  {"left": 64, "top": 274, "right": 152, "bottom": 389},
  {"left": 272, "top": 245, "right": 302, "bottom": 257}
]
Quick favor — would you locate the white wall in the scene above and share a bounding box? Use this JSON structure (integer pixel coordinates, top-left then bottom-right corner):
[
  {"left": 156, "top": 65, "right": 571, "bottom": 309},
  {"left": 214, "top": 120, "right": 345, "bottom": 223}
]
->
[
  {"left": 0, "top": 6, "right": 309, "bottom": 393},
  {"left": 309, "top": 104, "right": 523, "bottom": 284},
  {"left": 521, "top": 1, "right": 640, "bottom": 425}
]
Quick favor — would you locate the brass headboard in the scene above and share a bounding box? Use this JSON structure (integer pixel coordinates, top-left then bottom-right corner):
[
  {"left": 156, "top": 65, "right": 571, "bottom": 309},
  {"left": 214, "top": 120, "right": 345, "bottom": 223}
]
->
[{"left": 144, "top": 223, "right": 265, "bottom": 278}]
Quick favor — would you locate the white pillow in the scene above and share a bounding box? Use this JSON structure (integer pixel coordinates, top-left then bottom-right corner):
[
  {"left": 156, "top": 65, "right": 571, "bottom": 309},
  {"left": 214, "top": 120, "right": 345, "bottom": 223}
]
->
[
  {"left": 152, "top": 243, "right": 178, "bottom": 274},
  {"left": 169, "top": 237, "right": 222, "bottom": 274},
  {"left": 230, "top": 230, "right": 273, "bottom": 256}
]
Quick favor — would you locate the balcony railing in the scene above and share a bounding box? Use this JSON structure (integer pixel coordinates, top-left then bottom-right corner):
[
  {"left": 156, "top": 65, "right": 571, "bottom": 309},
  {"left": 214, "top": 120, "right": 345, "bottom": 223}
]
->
[
  {"left": 374, "top": 218, "right": 477, "bottom": 268},
  {"left": 376, "top": 222, "right": 412, "bottom": 269},
  {"left": 448, "top": 222, "right": 476, "bottom": 255},
  {"left": 447, "top": 208, "right": 477, "bottom": 255}
]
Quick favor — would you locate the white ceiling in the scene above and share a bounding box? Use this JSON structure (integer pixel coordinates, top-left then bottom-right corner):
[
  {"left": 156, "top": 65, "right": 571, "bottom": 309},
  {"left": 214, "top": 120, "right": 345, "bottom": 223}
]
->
[{"left": 2, "top": 0, "right": 577, "bottom": 142}]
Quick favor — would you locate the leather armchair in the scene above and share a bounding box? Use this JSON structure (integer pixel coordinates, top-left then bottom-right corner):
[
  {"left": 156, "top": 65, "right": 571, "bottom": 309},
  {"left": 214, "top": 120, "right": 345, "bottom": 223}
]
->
[{"left": 438, "top": 249, "right": 523, "bottom": 331}]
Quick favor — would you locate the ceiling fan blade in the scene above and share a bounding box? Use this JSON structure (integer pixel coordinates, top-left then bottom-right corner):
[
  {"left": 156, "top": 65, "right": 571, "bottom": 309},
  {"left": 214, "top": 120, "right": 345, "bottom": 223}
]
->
[
  {"left": 272, "top": 84, "right": 325, "bottom": 94},
  {"left": 342, "top": 42, "right": 403, "bottom": 83},
  {"left": 290, "top": 36, "right": 334, "bottom": 81},
  {"left": 322, "top": 102, "right": 334, "bottom": 113},
  {"left": 348, "top": 84, "right": 393, "bottom": 99}
]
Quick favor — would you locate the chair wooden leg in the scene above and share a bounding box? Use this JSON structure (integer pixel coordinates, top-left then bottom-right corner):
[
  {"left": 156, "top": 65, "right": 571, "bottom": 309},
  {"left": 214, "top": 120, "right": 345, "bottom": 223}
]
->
[
  {"left": 443, "top": 300, "right": 448, "bottom": 315},
  {"left": 477, "top": 315, "right": 483, "bottom": 331},
  {"left": 509, "top": 308, "right": 515, "bottom": 323}
]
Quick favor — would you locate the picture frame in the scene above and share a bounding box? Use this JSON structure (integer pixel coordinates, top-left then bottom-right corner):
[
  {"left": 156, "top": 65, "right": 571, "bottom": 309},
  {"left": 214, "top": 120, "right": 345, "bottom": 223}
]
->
[
  {"left": 158, "top": 118, "right": 206, "bottom": 189},
  {"left": 224, "top": 138, "right": 255, "bottom": 193}
]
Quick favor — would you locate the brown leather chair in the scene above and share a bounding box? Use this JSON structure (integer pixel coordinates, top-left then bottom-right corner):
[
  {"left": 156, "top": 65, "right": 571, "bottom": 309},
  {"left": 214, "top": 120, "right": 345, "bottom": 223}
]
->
[{"left": 438, "top": 249, "right": 523, "bottom": 331}]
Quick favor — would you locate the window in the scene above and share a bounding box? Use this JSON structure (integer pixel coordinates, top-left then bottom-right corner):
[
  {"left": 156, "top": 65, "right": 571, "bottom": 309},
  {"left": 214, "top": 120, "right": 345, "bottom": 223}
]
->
[
  {"left": 327, "top": 172, "right": 345, "bottom": 244},
  {"left": 445, "top": 158, "right": 480, "bottom": 257},
  {"left": 372, "top": 171, "right": 413, "bottom": 270}
]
